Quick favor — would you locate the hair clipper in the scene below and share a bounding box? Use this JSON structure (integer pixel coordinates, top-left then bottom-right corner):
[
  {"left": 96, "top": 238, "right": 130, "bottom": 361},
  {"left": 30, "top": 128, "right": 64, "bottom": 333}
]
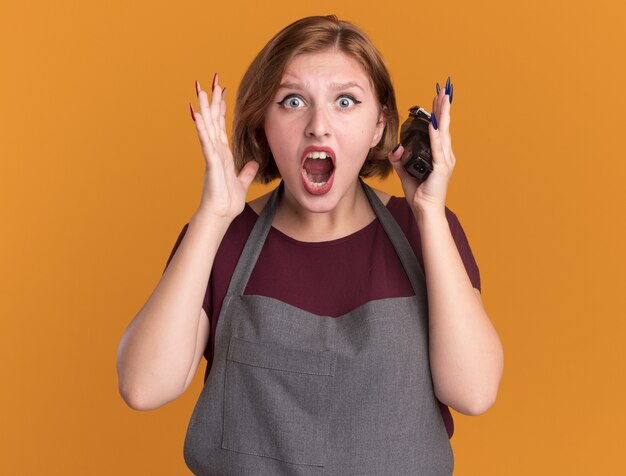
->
[{"left": 400, "top": 106, "right": 433, "bottom": 181}]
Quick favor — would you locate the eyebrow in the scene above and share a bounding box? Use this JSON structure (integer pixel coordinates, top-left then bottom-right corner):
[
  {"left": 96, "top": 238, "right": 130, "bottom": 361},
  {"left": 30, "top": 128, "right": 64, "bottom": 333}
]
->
[{"left": 277, "top": 81, "right": 366, "bottom": 92}]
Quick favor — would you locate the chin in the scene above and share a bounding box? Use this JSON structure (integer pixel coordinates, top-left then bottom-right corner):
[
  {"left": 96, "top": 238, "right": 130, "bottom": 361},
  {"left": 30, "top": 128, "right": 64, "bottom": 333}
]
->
[
  {"left": 294, "top": 191, "right": 341, "bottom": 214},
  {"left": 298, "top": 180, "right": 358, "bottom": 214}
]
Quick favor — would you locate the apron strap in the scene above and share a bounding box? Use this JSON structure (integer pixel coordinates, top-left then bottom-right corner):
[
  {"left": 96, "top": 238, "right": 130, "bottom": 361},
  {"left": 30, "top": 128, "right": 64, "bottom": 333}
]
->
[
  {"left": 225, "top": 181, "right": 283, "bottom": 297},
  {"left": 226, "top": 179, "right": 426, "bottom": 298},
  {"left": 359, "top": 179, "right": 427, "bottom": 297}
]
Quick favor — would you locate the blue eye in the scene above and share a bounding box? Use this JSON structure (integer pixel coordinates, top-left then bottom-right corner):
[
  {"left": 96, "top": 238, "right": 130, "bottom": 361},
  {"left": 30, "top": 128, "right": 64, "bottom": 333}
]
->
[
  {"left": 336, "top": 95, "right": 361, "bottom": 108},
  {"left": 278, "top": 95, "right": 305, "bottom": 109}
]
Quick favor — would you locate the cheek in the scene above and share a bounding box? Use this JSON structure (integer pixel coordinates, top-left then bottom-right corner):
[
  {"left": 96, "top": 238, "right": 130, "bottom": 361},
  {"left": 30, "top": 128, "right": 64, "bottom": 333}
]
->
[
  {"left": 264, "top": 119, "right": 284, "bottom": 153},
  {"left": 266, "top": 115, "right": 299, "bottom": 145},
  {"left": 357, "top": 120, "right": 381, "bottom": 144}
]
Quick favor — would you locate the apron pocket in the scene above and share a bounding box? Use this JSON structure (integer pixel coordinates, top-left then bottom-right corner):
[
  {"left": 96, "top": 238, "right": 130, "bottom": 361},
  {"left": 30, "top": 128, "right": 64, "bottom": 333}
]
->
[{"left": 222, "top": 336, "right": 336, "bottom": 467}]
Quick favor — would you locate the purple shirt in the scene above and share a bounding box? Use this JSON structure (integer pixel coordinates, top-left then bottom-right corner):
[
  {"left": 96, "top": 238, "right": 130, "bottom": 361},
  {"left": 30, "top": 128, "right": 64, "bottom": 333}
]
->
[{"left": 165, "top": 196, "right": 481, "bottom": 438}]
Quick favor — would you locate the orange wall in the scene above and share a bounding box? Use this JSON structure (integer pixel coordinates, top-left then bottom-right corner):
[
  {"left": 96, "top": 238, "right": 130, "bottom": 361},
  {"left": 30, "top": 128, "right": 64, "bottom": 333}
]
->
[{"left": 1, "top": 0, "right": 625, "bottom": 474}]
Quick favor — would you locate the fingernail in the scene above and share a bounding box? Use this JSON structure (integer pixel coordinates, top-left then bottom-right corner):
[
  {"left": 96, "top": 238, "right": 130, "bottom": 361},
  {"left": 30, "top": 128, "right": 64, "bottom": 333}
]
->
[
  {"left": 212, "top": 73, "right": 217, "bottom": 92},
  {"left": 436, "top": 83, "right": 441, "bottom": 94},
  {"left": 189, "top": 103, "right": 195, "bottom": 122},
  {"left": 431, "top": 112, "right": 438, "bottom": 130},
  {"left": 449, "top": 84, "right": 453, "bottom": 104},
  {"left": 445, "top": 76, "right": 451, "bottom": 95},
  {"left": 221, "top": 87, "right": 227, "bottom": 99},
  {"left": 195, "top": 80, "right": 200, "bottom": 97},
  {"left": 392, "top": 143, "right": 401, "bottom": 153}
]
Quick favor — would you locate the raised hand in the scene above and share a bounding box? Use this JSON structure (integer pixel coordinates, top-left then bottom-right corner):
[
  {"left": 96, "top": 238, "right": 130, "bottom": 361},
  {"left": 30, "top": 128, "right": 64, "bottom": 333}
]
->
[
  {"left": 190, "top": 74, "right": 259, "bottom": 221},
  {"left": 388, "top": 77, "right": 456, "bottom": 216}
]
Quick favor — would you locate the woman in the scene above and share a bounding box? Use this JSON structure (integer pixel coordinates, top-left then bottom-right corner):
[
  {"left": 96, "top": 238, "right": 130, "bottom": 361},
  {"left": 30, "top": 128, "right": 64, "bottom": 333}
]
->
[{"left": 117, "top": 15, "right": 503, "bottom": 475}]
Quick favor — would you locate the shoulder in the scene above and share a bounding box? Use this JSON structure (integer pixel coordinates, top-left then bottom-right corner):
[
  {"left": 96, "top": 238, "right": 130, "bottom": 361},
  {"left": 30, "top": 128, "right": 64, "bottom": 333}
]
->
[
  {"left": 225, "top": 202, "right": 258, "bottom": 239},
  {"left": 383, "top": 196, "right": 481, "bottom": 290}
]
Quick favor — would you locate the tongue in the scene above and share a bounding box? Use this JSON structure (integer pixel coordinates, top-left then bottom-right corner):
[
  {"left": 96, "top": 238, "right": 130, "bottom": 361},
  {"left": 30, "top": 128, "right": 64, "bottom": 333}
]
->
[{"left": 303, "top": 157, "right": 333, "bottom": 183}]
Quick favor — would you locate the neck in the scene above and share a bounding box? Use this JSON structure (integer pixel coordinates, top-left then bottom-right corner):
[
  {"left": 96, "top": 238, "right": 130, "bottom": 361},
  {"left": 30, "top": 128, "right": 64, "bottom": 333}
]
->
[{"left": 272, "top": 180, "right": 375, "bottom": 242}]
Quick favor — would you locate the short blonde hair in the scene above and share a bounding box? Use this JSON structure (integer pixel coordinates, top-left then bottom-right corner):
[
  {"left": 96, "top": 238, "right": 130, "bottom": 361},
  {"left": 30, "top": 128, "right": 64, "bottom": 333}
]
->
[{"left": 233, "top": 15, "right": 399, "bottom": 183}]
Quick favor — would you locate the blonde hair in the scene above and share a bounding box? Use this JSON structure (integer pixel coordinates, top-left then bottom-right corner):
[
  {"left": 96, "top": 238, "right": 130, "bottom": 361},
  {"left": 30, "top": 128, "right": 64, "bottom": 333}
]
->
[{"left": 232, "top": 15, "right": 399, "bottom": 184}]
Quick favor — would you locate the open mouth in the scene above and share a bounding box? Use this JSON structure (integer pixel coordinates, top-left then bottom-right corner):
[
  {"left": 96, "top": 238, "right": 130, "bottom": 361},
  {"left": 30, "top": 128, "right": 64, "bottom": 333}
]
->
[{"left": 300, "top": 147, "right": 336, "bottom": 195}]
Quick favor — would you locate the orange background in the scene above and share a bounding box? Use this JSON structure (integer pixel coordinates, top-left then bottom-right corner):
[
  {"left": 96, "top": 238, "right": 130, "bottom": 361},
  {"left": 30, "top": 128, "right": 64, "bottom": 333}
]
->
[{"left": 1, "top": 0, "right": 625, "bottom": 474}]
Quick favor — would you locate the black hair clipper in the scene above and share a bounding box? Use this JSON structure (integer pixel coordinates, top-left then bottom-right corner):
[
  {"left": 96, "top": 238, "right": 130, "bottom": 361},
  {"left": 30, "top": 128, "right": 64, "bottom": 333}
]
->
[{"left": 400, "top": 106, "right": 433, "bottom": 181}]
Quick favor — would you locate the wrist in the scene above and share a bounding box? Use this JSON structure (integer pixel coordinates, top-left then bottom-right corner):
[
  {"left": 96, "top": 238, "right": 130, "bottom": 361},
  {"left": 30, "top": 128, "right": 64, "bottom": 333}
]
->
[
  {"left": 190, "top": 206, "right": 234, "bottom": 235},
  {"left": 412, "top": 203, "right": 447, "bottom": 228}
]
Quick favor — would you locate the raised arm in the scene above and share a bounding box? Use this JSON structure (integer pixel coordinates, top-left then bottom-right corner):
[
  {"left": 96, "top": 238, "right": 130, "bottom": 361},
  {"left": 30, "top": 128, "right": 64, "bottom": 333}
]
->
[
  {"left": 116, "top": 75, "right": 259, "bottom": 410},
  {"left": 388, "top": 78, "right": 503, "bottom": 415}
]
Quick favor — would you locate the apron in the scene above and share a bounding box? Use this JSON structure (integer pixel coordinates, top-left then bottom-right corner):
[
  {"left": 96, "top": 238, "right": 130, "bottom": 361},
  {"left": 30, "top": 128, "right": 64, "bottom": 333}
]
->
[{"left": 183, "top": 181, "right": 454, "bottom": 475}]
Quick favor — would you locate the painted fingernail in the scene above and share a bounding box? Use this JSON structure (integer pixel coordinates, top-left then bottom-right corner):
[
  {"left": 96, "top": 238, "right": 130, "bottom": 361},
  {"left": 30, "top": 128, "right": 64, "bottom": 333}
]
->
[
  {"left": 221, "top": 87, "right": 227, "bottom": 99},
  {"left": 212, "top": 73, "right": 217, "bottom": 92},
  {"left": 431, "top": 112, "right": 438, "bottom": 130},
  {"left": 189, "top": 103, "right": 195, "bottom": 122},
  {"left": 436, "top": 83, "right": 441, "bottom": 94},
  {"left": 195, "top": 80, "right": 200, "bottom": 97},
  {"left": 392, "top": 143, "right": 401, "bottom": 153},
  {"left": 449, "top": 84, "right": 453, "bottom": 104},
  {"left": 445, "top": 76, "right": 451, "bottom": 95}
]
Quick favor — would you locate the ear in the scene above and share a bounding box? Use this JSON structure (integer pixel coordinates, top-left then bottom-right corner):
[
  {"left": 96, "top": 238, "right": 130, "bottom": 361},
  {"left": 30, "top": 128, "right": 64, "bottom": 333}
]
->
[{"left": 370, "top": 107, "right": 387, "bottom": 148}]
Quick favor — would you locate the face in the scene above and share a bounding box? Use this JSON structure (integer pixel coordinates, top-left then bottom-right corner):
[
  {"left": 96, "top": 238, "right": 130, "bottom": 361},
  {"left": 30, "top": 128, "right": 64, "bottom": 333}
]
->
[{"left": 264, "top": 49, "right": 386, "bottom": 213}]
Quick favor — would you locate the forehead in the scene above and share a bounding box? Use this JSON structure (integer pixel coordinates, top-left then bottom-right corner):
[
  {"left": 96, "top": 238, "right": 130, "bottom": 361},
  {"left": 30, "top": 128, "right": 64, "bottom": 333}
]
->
[{"left": 280, "top": 50, "right": 372, "bottom": 89}]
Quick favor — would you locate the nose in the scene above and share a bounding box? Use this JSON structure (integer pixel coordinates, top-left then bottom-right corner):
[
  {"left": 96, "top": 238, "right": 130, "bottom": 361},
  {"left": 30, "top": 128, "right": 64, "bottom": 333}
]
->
[{"left": 304, "top": 104, "right": 331, "bottom": 138}]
